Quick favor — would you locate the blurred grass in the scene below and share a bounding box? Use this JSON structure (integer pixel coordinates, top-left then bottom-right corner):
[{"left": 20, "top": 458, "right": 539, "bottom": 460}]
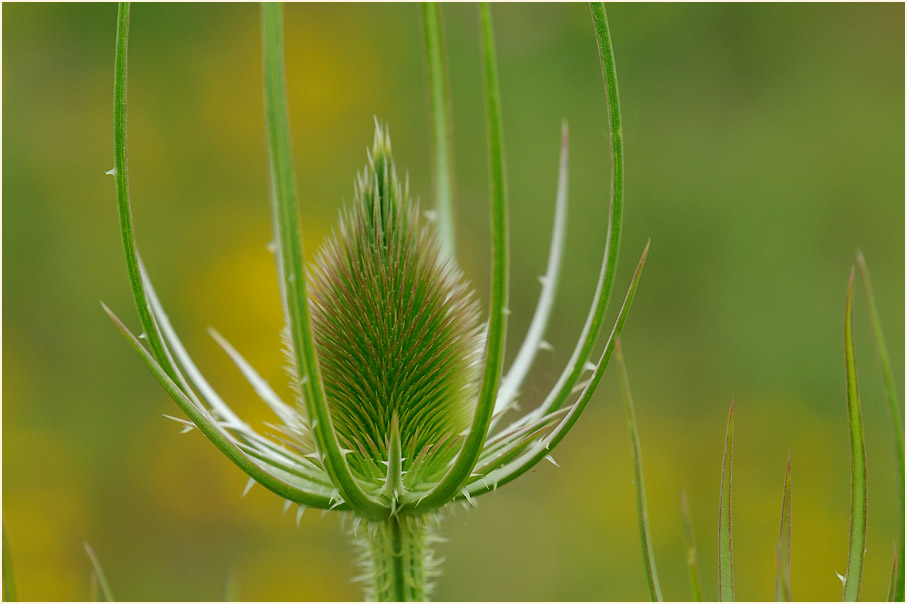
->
[{"left": 2, "top": 3, "right": 903, "bottom": 601}]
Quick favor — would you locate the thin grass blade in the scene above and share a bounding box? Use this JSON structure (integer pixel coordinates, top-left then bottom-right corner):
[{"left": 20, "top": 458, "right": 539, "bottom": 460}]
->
[
  {"left": 775, "top": 454, "right": 793, "bottom": 602},
  {"left": 615, "top": 339, "right": 662, "bottom": 601},
  {"left": 421, "top": 2, "right": 456, "bottom": 261},
  {"left": 681, "top": 490, "right": 704, "bottom": 601},
  {"left": 718, "top": 400, "right": 735, "bottom": 602},
  {"left": 261, "top": 3, "right": 384, "bottom": 519},
  {"left": 2, "top": 523, "right": 16, "bottom": 602},
  {"left": 888, "top": 544, "right": 900, "bottom": 602},
  {"left": 410, "top": 1, "right": 509, "bottom": 512},
  {"left": 493, "top": 123, "right": 569, "bottom": 421},
  {"left": 464, "top": 242, "right": 648, "bottom": 497},
  {"left": 856, "top": 251, "right": 904, "bottom": 601},
  {"left": 84, "top": 543, "right": 115, "bottom": 602},
  {"left": 842, "top": 268, "right": 867, "bottom": 602}
]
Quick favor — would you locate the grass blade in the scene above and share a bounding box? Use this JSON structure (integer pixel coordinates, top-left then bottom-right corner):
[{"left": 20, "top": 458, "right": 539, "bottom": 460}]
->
[
  {"left": 2, "top": 523, "right": 16, "bottom": 602},
  {"left": 718, "top": 400, "right": 735, "bottom": 602},
  {"left": 411, "top": 1, "right": 510, "bottom": 512},
  {"left": 84, "top": 543, "right": 115, "bottom": 602},
  {"left": 856, "top": 251, "right": 904, "bottom": 601},
  {"left": 842, "top": 269, "right": 867, "bottom": 602},
  {"left": 615, "top": 339, "right": 662, "bottom": 601},
  {"left": 681, "top": 491, "right": 704, "bottom": 601},
  {"left": 420, "top": 2, "right": 456, "bottom": 261},
  {"left": 775, "top": 454, "right": 793, "bottom": 602},
  {"left": 888, "top": 544, "right": 900, "bottom": 602},
  {"left": 261, "top": 3, "right": 384, "bottom": 519}
]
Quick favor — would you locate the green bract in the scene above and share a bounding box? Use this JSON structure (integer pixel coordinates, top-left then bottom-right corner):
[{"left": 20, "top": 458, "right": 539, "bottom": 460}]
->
[{"left": 107, "top": 2, "right": 647, "bottom": 599}]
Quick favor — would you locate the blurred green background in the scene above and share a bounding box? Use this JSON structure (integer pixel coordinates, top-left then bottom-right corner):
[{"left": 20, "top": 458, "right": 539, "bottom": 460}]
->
[{"left": 3, "top": 3, "right": 903, "bottom": 601}]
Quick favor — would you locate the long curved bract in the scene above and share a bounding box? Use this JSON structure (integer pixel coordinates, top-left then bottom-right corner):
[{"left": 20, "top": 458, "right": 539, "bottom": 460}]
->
[
  {"left": 111, "top": 3, "right": 178, "bottom": 384},
  {"left": 421, "top": 2, "right": 456, "bottom": 262},
  {"left": 493, "top": 124, "right": 569, "bottom": 422},
  {"left": 464, "top": 243, "right": 648, "bottom": 497},
  {"left": 110, "top": 1, "right": 341, "bottom": 511},
  {"left": 408, "top": 2, "right": 510, "bottom": 512},
  {"left": 261, "top": 3, "right": 386, "bottom": 519},
  {"left": 504, "top": 1, "right": 624, "bottom": 435},
  {"left": 104, "top": 304, "right": 340, "bottom": 509},
  {"left": 140, "top": 265, "right": 331, "bottom": 488}
]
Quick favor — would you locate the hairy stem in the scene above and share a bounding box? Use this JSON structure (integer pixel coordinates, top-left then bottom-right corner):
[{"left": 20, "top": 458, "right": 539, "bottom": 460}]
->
[{"left": 359, "top": 516, "right": 435, "bottom": 601}]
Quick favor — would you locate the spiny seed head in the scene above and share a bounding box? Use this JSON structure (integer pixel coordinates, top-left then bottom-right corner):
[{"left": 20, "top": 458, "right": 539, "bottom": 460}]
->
[{"left": 306, "top": 124, "right": 483, "bottom": 487}]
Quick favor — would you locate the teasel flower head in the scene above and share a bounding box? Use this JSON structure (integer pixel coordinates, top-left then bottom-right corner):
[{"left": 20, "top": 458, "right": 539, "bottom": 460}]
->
[
  {"left": 106, "top": 2, "right": 647, "bottom": 600},
  {"left": 305, "top": 125, "right": 483, "bottom": 491}
]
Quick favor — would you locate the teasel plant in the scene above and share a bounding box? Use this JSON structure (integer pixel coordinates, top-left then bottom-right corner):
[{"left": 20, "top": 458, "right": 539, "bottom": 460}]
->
[{"left": 104, "top": 2, "right": 649, "bottom": 600}]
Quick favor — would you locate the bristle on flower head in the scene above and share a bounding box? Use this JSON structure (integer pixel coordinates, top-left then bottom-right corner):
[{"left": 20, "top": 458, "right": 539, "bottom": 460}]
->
[{"left": 305, "top": 123, "right": 482, "bottom": 486}]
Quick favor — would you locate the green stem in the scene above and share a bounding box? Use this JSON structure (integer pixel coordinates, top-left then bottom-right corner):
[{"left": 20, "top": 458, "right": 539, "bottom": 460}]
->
[{"left": 361, "top": 516, "right": 433, "bottom": 601}]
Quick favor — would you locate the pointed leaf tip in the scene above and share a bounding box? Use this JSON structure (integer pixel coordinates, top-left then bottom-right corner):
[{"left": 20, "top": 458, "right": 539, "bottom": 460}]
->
[{"left": 241, "top": 477, "right": 255, "bottom": 498}]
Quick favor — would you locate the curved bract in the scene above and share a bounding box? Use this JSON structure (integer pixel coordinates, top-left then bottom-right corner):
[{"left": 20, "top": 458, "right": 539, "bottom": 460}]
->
[{"left": 107, "top": 1, "right": 644, "bottom": 598}]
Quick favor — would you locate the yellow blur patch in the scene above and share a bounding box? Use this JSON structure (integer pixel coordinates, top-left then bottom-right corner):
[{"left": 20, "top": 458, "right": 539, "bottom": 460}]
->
[
  {"left": 240, "top": 541, "right": 356, "bottom": 601},
  {"left": 3, "top": 429, "right": 91, "bottom": 601}
]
